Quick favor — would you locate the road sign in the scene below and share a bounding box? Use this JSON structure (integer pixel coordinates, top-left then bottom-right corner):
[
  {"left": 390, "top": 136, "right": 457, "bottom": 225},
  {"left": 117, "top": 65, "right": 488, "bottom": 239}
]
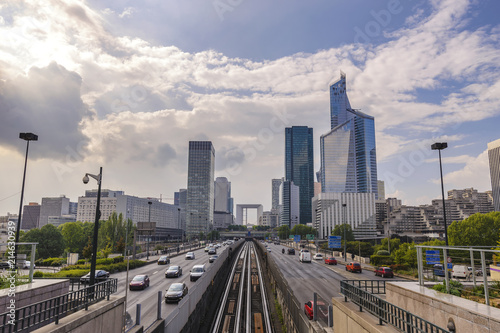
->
[
  {"left": 328, "top": 235, "right": 341, "bottom": 248},
  {"left": 289, "top": 235, "right": 294, "bottom": 240},
  {"left": 447, "top": 257, "right": 452, "bottom": 263},
  {"left": 294, "top": 235, "right": 301, "bottom": 243},
  {"left": 306, "top": 234, "right": 314, "bottom": 240},
  {"left": 447, "top": 263, "right": 453, "bottom": 270},
  {"left": 425, "top": 250, "right": 440, "bottom": 265}
]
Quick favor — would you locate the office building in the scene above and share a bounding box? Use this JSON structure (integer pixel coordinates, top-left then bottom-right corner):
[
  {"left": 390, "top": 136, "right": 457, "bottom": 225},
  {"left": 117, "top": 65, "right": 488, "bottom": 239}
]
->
[
  {"left": 214, "top": 177, "right": 232, "bottom": 213},
  {"left": 213, "top": 211, "right": 233, "bottom": 230},
  {"left": 271, "top": 179, "right": 282, "bottom": 211},
  {"left": 259, "top": 211, "right": 280, "bottom": 228},
  {"left": 320, "top": 72, "right": 378, "bottom": 196},
  {"left": 39, "top": 196, "right": 72, "bottom": 227},
  {"left": 488, "top": 139, "right": 500, "bottom": 211},
  {"left": 76, "top": 190, "right": 123, "bottom": 223},
  {"left": 285, "top": 126, "right": 314, "bottom": 224},
  {"left": 186, "top": 141, "right": 215, "bottom": 238},
  {"left": 312, "top": 192, "right": 377, "bottom": 239},
  {"left": 377, "top": 180, "right": 385, "bottom": 200},
  {"left": 21, "top": 202, "right": 40, "bottom": 230},
  {"left": 279, "top": 180, "right": 300, "bottom": 228}
]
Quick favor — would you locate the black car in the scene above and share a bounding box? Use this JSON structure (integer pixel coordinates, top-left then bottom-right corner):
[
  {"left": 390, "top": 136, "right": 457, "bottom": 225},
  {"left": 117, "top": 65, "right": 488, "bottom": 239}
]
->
[
  {"left": 129, "top": 275, "right": 150, "bottom": 290},
  {"left": 165, "top": 282, "right": 188, "bottom": 303},
  {"left": 288, "top": 248, "right": 295, "bottom": 255},
  {"left": 0, "top": 262, "right": 11, "bottom": 269},
  {"left": 165, "top": 265, "right": 182, "bottom": 278},
  {"left": 158, "top": 256, "right": 170, "bottom": 265},
  {"left": 80, "top": 270, "right": 110, "bottom": 283}
]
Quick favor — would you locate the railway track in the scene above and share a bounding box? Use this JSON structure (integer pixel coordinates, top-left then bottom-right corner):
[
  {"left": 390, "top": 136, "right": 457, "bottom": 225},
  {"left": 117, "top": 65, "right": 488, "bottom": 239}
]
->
[{"left": 211, "top": 241, "right": 273, "bottom": 333}]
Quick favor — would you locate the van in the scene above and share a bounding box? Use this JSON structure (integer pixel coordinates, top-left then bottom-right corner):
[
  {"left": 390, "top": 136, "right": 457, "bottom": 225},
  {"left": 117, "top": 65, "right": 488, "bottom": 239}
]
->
[
  {"left": 299, "top": 250, "right": 311, "bottom": 263},
  {"left": 190, "top": 264, "right": 206, "bottom": 282},
  {"left": 451, "top": 265, "right": 472, "bottom": 279}
]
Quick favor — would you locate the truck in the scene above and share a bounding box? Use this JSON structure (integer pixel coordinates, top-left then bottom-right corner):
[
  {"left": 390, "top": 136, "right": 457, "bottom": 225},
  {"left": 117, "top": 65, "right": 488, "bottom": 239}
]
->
[{"left": 299, "top": 249, "right": 311, "bottom": 263}]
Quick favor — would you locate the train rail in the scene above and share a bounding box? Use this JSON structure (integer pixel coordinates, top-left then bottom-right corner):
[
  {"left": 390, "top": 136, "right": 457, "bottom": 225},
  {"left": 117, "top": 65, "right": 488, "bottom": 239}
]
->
[{"left": 211, "top": 241, "right": 272, "bottom": 333}]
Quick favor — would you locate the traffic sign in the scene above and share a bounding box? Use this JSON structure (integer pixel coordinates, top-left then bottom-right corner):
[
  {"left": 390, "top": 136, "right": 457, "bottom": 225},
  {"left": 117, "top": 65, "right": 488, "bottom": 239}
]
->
[
  {"left": 447, "top": 257, "right": 452, "bottom": 263},
  {"left": 425, "top": 250, "right": 441, "bottom": 265},
  {"left": 306, "top": 234, "right": 314, "bottom": 240},
  {"left": 328, "top": 235, "right": 341, "bottom": 248},
  {"left": 447, "top": 263, "right": 453, "bottom": 270},
  {"left": 294, "top": 235, "right": 301, "bottom": 242},
  {"left": 289, "top": 235, "right": 294, "bottom": 239}
]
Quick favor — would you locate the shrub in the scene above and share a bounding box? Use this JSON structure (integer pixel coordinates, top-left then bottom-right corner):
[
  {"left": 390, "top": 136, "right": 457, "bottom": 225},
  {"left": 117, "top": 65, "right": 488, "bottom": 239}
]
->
[
  {"left": 33, "top": 271, "right": 44, "bottom": 278},
  {"left": 96, "top": 258, "right": 114, "bottom": 265},
  {"left": 377, "top": 250, "right": 390, "bottom": 256},
  {"left": 76, "top": 259, "right": 86, "bottom": 265},
  {"left": 370, "top": 254, "right": 393, "bottom": 266},
  {"left": 432, "top": 280, "right": 462, "bottom": 297}
]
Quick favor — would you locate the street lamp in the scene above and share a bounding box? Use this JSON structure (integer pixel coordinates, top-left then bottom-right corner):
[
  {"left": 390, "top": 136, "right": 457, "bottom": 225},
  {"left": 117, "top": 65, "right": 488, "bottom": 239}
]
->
[
  {"left": 15, "top": 132, "right": 38, "bottom": 269},
  {"left": 147, "top": 201, "right": 152, "bottom": 260},
  {"left": 431, "top": 142, "right": 449, "bottom": 246},
  {"left": 342, "top": 203, "right": 347, "bottom": 262},
  {"left": 83, "top": 167, "right": 102, "bottom": 287}
]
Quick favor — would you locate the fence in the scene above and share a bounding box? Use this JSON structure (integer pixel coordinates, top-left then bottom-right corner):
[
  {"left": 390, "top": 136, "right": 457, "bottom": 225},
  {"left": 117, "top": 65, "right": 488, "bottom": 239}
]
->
[
  {"left": 416, "top": 245, "right": 500, "bottom": 306},
  {"left": 340, "top": 280, "right": 453, "bottom": 333},
  {"left": 0, "top": 278, "right": 118, "bottom": 333}
]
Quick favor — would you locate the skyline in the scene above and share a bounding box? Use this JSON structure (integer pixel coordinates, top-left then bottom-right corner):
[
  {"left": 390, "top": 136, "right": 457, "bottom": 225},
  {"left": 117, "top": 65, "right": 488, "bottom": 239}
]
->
[{"left": 1, "top": 0, "right": 500, "bottom": 217}]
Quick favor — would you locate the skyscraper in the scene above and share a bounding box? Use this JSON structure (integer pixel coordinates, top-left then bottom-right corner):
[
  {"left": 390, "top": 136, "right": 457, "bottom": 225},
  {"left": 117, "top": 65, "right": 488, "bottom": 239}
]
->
[
  {"left": 271, "top": 179, "right": 282, "bottom": 211},
  {"left": 285, "top": 126, "right": 314, "bottom": 224},
  {"left": 488, "top": 139, "right": 500, "bottom": 211},
  {"left": 279, "top": 180, "right": 300, "bottom": 228},
  {"left": 186, "top": 141, "right": 215, "bottom": 238},
  {"left": 320, "top": 73, "right": 378, "bottom": 196},
  {"left": 214, "top": 177, "right": 231, "bottom": 213}
]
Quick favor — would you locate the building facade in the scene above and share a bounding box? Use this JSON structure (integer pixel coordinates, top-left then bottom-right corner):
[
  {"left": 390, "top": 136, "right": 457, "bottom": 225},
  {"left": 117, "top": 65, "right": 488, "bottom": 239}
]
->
[
  {"left": 21, "top": 202, "right": 40, "bottom": 230},
  {"left": 320, "top": 73, "right": 378, "bottom": 197},
  {"left": 214, "top": 177, "right": 232, "bottom": 213},
  {"left": 312, "top": 192, "right": 377, "bottom": 239},
  {"left": 488, "top": 139, "right": 500, "bottom": 211},
  {"left": 285, "top": 126, "right": 314, "bottom": 224},
  {"left": 271, "top": 179, "right": 282, "bottom": 211},
  {"left": 279, "top": 180, "right": 300, "bottom": 228},
  {"left": 39, "top": 196, "right": 72, "bottom": 228},
  {"left": 186, "top": 141, "right": 215, "bottom": 238}
]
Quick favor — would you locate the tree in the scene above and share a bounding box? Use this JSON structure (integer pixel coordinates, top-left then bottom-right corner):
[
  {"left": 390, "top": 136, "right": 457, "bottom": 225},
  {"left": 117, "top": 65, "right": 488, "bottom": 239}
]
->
[
  {"left": 277, "top": 225, "right": 290, "bottom": 240},
  {"left": 290, "top": 224, "right": 316, "bottom": 239},
  {"left": 21, "top": 224, "right": 64, "bottom": 259},
  {"left": 331, "top": 224, "right": 355, "bottom": 241},
  {"left": 59, "top": 222, "right": 84, "bottom": 254},
  {"left": 448, "top": 212, "right": 500, "bottom": 247}
]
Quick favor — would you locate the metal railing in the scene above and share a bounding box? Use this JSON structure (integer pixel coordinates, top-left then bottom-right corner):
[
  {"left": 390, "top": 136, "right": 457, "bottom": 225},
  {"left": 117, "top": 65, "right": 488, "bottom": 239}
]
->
[
  {"left": 340, "top": 280, "right": 453, "bottom": 333},
  {"left": 0, "top": 278, "right": 118, "bottom": 333}
]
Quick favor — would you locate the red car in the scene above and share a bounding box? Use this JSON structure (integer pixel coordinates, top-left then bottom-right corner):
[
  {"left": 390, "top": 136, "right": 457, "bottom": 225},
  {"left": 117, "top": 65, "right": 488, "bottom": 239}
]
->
[
  {"left": 346, "top": 262, "right": 362, "bottom": 273},
  {"left": 324, "top": 257, "right": 337, "bottom": 265},
  {"left": 304, "top": 301, "right": 328, "bottom": 321},
  {"left": 129, "top": 274, "right": 150, "bottom": 290},
  {"left": 375, "top": 267, "right": 394, "bottom": 278}
]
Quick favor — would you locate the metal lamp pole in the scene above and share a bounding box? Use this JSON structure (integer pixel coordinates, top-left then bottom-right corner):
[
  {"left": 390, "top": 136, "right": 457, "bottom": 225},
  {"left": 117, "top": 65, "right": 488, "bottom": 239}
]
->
[
  {"left": 15, "top": 132, "right": 38, "bottom": 269},
  {"left": 83, "top": 167, "right": 102, "bottom": 287},
  {"left": 342, "top": 203, "right": 347, "bottom": 262},
  {"left": 147, "top": 201, "right": 152, "bottom": 260},
  {"left": 431, "top": 142, "right": 449, "bottom": 246}
]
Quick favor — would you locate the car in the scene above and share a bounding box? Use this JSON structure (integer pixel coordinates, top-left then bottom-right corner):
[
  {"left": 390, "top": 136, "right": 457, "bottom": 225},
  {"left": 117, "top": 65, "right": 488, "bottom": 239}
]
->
[
  {"left": 209, "top": 255, "right": 219, "bottom": 263},
  {"left": 324, "top": 257, "right": 337, "bottom": 265},
  {"left": 433, "top": 264, "right": 451, "bottom": 277},
  {"left": 185, "top": 252, "right": 195, "bottom": 260},
  {"left": 165, "top": 265, "right": 182, "bottom": 278},
  {"left": 346, "top": 262, "right": 362, "bottom": 273},
  {"left": 451, "top": 265, "right": 473, "bottom": 279},
  {"left": 313, "top": 253, "right": 323, "bottom": 260},
  {"left": 207, "top": 247, "right": 217, "bottom": 255},
  {"left": 375, "top": 267, "right": 394, "bottom": 278},
  {"left": 157, "top": 256, "right": 170, "bottom": 265},
  {"left": 165, "top": 282, "right": 188, "bottom": 303},
  {"left": 23, "top": 261, "right": 35, "bottom": 269},
  {"left": 204, "top": 246, "right": 210, "bottom": 252},
  {"left": 304, "top": 301, "right": 328, "bottom": 321},
  {"left": 129, "top": 275, "right": 150, "bottom": 290},
  {"left": 80, "top": 270, "right": 110, "bottom": 283},
  {"left": 288, "top": 248, "right": 295, "bottom": 255},
  {"left": 190, "top": 264, "right": 206, "bottom": 281}
]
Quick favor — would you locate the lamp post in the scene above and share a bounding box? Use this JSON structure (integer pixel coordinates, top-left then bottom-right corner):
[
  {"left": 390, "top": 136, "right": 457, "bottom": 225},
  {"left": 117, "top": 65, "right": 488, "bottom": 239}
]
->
[
  {"left": 147, "top": 201, "right": 152, "bottom": 260},
  {"left": 15, "top": 132, "right": 38, "bottom": 269},
  {"left": 342, "top": 203, "right": 347, "bottom": 262},
  {"left": 83, "top": 167, "right": 102, "bottom": 287},
  {"left": 431, "top": 142, "right": 449, "bottom": 246}
]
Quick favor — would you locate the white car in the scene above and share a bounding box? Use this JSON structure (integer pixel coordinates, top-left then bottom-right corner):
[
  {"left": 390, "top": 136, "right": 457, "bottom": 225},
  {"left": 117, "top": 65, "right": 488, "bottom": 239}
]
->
[
  {"left": 185, "top": 252, "right": 195, "bottom": 260},
  {"left": 313, "top": 253, "right": 323, "bottom": 260},
  {"left": 23, "top": 261, "right": 35, "bottom": 269}
]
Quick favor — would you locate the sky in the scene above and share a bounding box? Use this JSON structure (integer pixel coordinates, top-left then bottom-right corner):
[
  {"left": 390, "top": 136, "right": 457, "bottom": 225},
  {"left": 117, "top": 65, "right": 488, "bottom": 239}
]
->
[{"left": 1, "top": 0, "right": 500, "bottom": 220}]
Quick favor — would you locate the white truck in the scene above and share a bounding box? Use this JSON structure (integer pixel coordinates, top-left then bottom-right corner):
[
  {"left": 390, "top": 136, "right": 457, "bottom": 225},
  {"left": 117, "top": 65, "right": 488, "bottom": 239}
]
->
[{"left": 299, "top": 249, "right": 311, "bottom": 263}]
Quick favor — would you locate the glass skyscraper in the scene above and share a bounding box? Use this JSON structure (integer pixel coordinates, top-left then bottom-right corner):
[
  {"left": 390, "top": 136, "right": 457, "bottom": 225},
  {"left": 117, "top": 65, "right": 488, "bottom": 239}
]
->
[
  {"left": 186, "top": 141, "right": 215, "bottom": 238},
  {"left": 321, "top": 73, "right": 378, "bottom": 196},
  {"left": 285, "top": 126, "right": 314, "bottom": 224},
  {"left": 488, "top": 139, "right": 500, "bottom": 211}
]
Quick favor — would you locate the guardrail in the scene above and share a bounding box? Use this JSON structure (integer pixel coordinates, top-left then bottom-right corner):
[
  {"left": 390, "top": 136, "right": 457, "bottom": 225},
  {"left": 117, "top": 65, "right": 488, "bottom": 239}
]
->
[
  {"left": 340, "top": 280, "right": 454, "bottom": 333},
  {"left": 0, "top": 278, "right": 118, "bottom": 333}
]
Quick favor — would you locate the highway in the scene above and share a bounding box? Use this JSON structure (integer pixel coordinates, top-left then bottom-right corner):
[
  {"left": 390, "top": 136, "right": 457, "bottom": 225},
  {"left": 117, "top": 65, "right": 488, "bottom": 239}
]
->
[{"left": 110, "top": 243, "right": 234, "bottom": 330}]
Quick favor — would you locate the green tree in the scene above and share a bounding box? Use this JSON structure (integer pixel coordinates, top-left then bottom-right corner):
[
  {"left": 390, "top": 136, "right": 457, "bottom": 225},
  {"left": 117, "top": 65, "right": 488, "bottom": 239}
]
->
[
  {"left": 290, "top": 224, "right": 316, "bottom": 239},
  {"left": 277, "top": 225, "right": 290, "bottom": 240},
  {"left": 448, "top": 212, "right": 500, "bottom": 246},
  {"left": 373, "top": 238, "right": 401, "bottom": 255},
  {"left": 59, "top": 222, "right": 84, "bottom": 254},
  {"left": 82, "top": 236, "right": 93, "bottom": 260},
  {"left": 21, "top": 224, "right": 64, "bottom": 259},
  {"left": 331, "top": 224, "right": 355, "bottom": 241}
]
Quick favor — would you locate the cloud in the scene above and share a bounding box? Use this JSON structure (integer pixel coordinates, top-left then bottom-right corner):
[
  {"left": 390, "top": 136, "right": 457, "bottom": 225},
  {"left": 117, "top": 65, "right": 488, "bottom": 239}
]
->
[
  {"left": 440, "top": 150, "right": 491, "bottom": 191},
  {"left": 0, "top": 62, "right": 90, "bottom": 160},
  {"left": 118, "top": 7, "right": 134, "bottom": 19}
]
